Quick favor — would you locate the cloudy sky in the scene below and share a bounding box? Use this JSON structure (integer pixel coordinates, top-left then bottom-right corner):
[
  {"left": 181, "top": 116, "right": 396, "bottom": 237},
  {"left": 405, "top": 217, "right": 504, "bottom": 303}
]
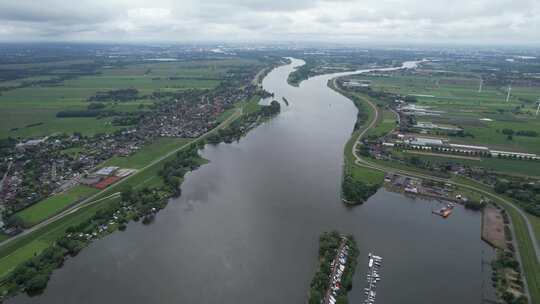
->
[{"left": 0, "top": 0, "right": 539, "bottom": 45}]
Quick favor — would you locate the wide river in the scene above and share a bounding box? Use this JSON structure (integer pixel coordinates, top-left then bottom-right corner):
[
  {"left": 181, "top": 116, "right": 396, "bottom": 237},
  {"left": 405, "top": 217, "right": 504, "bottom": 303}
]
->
[{"left": 11, "top": 59, "right": 495, "bottom": 304}]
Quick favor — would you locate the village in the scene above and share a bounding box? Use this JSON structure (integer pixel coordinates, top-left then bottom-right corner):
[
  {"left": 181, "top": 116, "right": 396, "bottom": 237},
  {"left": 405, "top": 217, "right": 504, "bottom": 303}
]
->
[{"left": 0, "top": 84, "right": 262, "bottom": 230}]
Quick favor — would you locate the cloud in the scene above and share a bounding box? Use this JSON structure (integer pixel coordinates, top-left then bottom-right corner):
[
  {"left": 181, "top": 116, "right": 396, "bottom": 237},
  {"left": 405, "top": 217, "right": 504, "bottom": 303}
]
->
[{"left": 0, "top": 0, "right": 538, "bottom": 44}]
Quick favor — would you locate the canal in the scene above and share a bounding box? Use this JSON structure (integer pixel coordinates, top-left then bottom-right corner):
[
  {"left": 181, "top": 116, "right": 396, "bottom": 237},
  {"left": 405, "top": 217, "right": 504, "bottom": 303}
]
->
[{"left": 10, "top": 59, "right": 495, "bottom": 304}]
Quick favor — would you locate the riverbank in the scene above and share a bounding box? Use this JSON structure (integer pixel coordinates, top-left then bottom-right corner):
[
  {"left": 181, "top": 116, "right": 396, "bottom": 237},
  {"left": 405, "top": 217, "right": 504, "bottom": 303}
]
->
[
  {"left": 483, "top": 207, "right": 506, "bottom": 249},
  {"left": 0, "top": 95, "right": 282, "bottom": 300},
  {"left": 328, "top": 80, "right": 383, "bottom": 206},
  {"left": 308, "top": 232, "right": 359, "bottom": 304}
]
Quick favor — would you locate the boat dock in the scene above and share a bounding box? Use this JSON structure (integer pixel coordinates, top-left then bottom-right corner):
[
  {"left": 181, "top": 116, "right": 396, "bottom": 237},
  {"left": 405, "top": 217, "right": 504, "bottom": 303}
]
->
[
  {"left": 363, "top": 253, "right": 383, "bottom": 304},
  {"left": 432, "top": 202, "right": 455, "bottom": 218}
]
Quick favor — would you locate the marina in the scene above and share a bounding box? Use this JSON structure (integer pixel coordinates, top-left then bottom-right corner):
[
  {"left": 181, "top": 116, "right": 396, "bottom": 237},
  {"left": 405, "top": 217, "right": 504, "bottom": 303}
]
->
[
  {"left": 323, "top": 236, "right": 351, "bottom": 304},
  {"left": 363, "top": 253, "right": 383, "bottom": 304}
]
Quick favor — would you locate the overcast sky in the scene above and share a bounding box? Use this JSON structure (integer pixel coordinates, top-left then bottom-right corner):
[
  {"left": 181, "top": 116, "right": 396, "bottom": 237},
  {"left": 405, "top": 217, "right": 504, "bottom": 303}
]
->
[{"left": 0, "top": 0, "right": 539, "bottom": 45}]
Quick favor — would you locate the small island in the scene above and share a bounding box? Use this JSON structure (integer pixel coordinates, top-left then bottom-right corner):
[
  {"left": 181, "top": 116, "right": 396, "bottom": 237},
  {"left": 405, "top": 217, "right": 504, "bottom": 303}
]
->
[{"left": 308, "top": 231, "right": 359, "bottom": 304}]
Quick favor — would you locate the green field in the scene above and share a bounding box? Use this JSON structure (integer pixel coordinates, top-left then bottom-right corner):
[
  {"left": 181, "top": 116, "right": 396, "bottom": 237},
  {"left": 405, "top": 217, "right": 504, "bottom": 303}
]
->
[
  {"left": 350, "top": 73, "right": 540, "bottom": 154},
  {"left": 100, "top": 137, "right": 193, "bottom": 170},
  {"left": 366, "top": 107, "right": 397, "bottom": 138},
  {"left": 344, "top": 131, "right": 385, "bottom": 184},
  {"left": 243, "top": 97, "right": 263, "bottom": 115},
  {"left": 15, "top": 185, "right": 98, "bottom": 227}
]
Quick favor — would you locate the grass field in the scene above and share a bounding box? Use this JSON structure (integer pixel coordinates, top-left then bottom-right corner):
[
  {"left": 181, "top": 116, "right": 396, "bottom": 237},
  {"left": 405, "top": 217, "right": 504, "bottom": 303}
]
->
[
  {"left": 100, "top": 137, "right": 193, "bottom": 170},
  {"left": 344, "top": 131, "right": 384, "bottom": 184},
  {"left": 14, "top": 185, "right": 98, "bottom": 227},
  {"left": 366, "top": 107, "right": 397, "bottom": 138}
]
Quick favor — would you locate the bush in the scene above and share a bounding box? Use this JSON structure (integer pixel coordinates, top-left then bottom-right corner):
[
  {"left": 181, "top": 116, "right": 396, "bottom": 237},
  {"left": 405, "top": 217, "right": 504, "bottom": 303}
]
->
[{"left": 342, "top": 174, "right": 379, "bottom": 205}]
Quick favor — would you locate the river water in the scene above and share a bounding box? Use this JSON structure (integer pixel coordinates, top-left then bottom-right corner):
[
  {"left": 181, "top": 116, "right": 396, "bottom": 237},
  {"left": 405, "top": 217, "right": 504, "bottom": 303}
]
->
[{"left": 10, "top": 59, "right": 495, "bottom": 304}]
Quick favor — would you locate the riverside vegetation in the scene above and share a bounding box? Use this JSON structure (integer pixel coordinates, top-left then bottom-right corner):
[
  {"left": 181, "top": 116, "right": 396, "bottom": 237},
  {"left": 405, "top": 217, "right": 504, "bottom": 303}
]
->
[
  {"left": 1, "top": 99, "right": 282, "bottom": 299},
  {"left": 207, "top": 100, "right": 281, "bottom": 144},
  {"left": 308, "top": 231, "right": 359, "bottom": 304}
]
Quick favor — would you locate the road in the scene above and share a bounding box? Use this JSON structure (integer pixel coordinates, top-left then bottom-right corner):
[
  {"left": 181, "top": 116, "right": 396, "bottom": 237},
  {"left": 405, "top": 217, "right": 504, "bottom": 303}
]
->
[
  {"left": 336, "top": 87, "right": 539, "bottom": 302},
  {"left": 0, "top": 107, "right": 243, "bottom": 248}
]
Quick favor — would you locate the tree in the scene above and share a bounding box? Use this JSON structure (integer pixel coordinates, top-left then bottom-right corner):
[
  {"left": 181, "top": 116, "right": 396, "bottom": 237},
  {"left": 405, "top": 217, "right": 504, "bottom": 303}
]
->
[
  {"left": 502, "top": 128, "right": 514, "bottom": 136},
  {"left": 26, "top": 274, "right": 49, "bottom": 293},
  {"left": 494, "top": 180, "right": 509, "bottom": 194},
  {"left": 121, "top": 186, "right": 134, "bottom": 203}
]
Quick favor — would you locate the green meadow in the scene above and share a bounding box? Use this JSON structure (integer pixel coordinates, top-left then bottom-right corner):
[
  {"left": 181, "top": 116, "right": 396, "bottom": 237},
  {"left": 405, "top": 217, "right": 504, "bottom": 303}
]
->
[
  {"left": 99, "top": 137, "right": 193, "bottom": 170},
  {"left": 15, "top": 185, "right": 98, "bottom": 227}
]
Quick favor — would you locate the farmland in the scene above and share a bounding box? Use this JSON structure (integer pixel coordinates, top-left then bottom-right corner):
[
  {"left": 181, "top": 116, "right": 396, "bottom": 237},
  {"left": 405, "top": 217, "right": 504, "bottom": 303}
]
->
[{"left": 348, "top": 72, "right": 540, "bottom": 154}]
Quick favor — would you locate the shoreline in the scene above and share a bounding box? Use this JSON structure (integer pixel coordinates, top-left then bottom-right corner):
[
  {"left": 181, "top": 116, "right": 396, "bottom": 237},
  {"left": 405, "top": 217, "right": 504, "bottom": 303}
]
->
[{"left": 0, "top": 89, "right": 283, "bottom": 299}]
